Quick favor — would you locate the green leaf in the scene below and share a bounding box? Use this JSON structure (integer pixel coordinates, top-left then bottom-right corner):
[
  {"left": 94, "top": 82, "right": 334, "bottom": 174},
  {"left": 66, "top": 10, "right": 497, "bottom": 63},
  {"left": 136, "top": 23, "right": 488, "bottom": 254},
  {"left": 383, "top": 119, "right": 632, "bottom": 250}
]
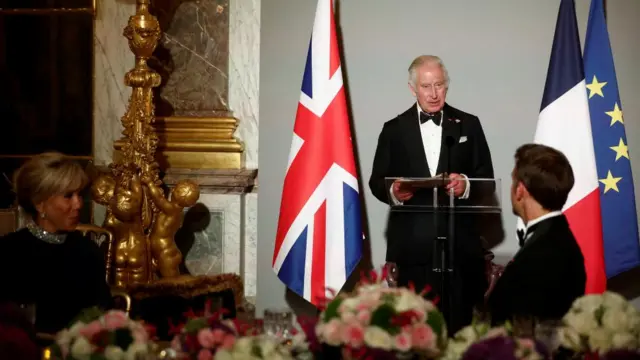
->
[
  {"left": 426, "top": 310, "right": 445, "bottom": 338},
  {"left": 113, "top": 328, "right": 134, "bottom": 350},
  {"left": 89, "top": 354, "right": 107, "bottom": 360},
  {"left": 323, "top": 297, "right": 344, "bottom": 322},
  {"left": 183, "top": 318, "right": 209, "bottom": 333},
  {"left": 369, "top": 304, "right": 398, "bottom": 334}
]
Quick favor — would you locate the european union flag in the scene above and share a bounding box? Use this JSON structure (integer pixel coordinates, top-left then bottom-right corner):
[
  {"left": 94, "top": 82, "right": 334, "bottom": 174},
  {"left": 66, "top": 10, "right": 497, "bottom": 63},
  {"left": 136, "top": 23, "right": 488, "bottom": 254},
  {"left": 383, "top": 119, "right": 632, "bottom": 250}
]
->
[{"left": 584, "top": 0, "right": 640, "bottom": 277}]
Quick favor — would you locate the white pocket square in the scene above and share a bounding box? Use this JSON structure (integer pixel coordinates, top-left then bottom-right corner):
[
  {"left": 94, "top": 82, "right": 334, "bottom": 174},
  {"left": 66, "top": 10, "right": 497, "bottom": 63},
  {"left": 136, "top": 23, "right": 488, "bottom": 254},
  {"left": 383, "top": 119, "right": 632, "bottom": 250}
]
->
[{"left": 459, "top": 136, "right": 468, "bottom": 143}]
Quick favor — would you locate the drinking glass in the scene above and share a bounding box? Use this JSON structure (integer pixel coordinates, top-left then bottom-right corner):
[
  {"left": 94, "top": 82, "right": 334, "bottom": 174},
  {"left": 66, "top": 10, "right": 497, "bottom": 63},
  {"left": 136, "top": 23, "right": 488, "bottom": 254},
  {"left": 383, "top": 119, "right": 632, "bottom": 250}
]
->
[
  {"left": 535, "top": 319, "right": 562, "bottom": 352},
  {"left": 263, "top": 308, "right": 279, "bottom": 337},
  {"left": 277, "top": 310, "right": 294, "bottom": 340}
]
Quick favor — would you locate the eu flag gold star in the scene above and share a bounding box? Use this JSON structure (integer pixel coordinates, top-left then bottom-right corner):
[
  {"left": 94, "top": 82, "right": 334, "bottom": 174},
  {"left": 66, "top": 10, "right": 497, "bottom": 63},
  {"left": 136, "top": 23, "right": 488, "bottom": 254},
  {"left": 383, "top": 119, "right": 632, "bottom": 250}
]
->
[
  {"left": 606, "top": 103, "right": 624, "bottom": 126},
  {"left": 610, "top": 138, "right": 629, "bottom": 161},
  {"left": 586, "top": 75, "right": 607, "bottom": 98},
  {"left": 599, "top": 170, "right": 622, "bottom": 194}
]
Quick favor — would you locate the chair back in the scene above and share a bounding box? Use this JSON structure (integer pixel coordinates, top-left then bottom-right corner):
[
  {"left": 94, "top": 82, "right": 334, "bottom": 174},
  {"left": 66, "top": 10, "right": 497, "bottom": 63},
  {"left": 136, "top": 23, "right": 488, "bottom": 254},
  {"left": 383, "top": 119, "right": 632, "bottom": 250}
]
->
[{"left": 75, "top": 224, "right": 115, "bottom": 285}]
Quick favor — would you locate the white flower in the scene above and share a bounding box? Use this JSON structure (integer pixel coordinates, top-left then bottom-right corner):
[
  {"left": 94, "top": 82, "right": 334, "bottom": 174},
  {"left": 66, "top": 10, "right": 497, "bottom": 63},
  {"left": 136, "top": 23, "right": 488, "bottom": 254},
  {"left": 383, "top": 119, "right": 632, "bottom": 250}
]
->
[
  {"left": 395, "top": 290, "right": 423, "bottom": 312},
  {"left": 124, "top": 342, "right": 148, "bottom": 360},
  {"left": 574, "top": 294, "right": 603, "bottom": 313},
  {"left": 564, "top": 311, "right": 598, "bottom": 334},
  {"left": 611, "top": 332, "right": 638, "bottom": 350},
  {"left": 340, "top": 297, "right": 360, "bottom": 312},
  {"left": 234, "top": 337, "right": 255, "bottom": 354},
  {"left": 70, "top": 337, "right": 93, "bottom": 359},
  {"left": 104, "top": 345, "right": 125, "bottom": 360},
  {"left": 588, "top": 328, "right": 611, "bottom": 354},
  {"left": 482, "top": 326, "right": 508, "bottom": 339},
  {"left": 68, "top": 321, "right": 86, "bottom": 337},
  {"left": 363, "top": 326, "right": 392, "bottom": 350},
  {"left": 442, "top": 341, "right": 469, "bottom": 360},
  {"left": 453, "top": 325, "right": 478, "bottom": 342},
  {"left": 601, "top": 291, "right": 628, "bottom": 309},
  {"left": 558, "top": 327, "right": 582, "bottom": 351},
  {"left": 214, "top": 349, "right": 235, "bottom": 360},
  {"left": 602, "top": 308, "right": 630, "bottom": 332}
]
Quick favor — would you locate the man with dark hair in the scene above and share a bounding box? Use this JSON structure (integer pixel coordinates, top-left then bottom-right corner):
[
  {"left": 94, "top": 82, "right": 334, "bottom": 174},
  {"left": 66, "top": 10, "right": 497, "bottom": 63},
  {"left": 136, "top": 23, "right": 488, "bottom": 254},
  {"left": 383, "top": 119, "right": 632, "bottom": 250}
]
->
[{"left": 488, "top": 143, "right": 586, "bottom": 325}]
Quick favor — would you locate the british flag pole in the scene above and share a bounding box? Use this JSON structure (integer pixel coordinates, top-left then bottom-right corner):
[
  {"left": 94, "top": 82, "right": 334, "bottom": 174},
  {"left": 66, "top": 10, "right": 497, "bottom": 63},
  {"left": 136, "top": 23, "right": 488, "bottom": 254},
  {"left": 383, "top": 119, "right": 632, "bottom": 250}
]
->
[{"left": 271, "top": 0, "right": 363, "bottom": 306}]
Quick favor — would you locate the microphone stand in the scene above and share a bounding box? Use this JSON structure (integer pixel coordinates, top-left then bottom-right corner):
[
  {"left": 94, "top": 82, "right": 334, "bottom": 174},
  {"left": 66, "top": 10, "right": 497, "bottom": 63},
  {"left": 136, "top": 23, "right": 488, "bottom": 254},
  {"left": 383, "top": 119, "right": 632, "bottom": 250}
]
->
[{"left": 444, "top": 135, "right": 456, "bottom": 329}]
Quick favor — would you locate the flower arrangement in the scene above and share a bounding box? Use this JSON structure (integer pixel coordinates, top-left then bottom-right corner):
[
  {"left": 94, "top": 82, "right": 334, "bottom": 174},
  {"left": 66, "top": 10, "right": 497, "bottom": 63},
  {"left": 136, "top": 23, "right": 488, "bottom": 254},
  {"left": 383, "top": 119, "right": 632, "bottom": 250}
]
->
[
  {"left": 558, "top": 291, "right": 640, "bottom": 355},
  {"left": 214, "top": 334, "right": 309, "bottom": 360},
  {"left": 461, "top": 335, "right": 548, "bottom": 360},
  {"left": 170, "top": 315, "right": 249, "bottom": 360},
  {"left": 311, "top": 268, "right": 447, "bottom": 359},
  {"left": 51, "top": 309, "right": 153, "bottom": 360},
  {"left": 442, "top": 321, "right": 509, "bottom": 360}
]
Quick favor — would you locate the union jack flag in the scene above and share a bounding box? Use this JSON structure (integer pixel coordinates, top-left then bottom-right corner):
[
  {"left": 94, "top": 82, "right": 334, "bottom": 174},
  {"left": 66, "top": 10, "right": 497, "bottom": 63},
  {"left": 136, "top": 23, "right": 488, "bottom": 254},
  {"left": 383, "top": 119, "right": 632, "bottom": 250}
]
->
[{"left": 272, "top": 0, "right": 363, "bottom": 306}]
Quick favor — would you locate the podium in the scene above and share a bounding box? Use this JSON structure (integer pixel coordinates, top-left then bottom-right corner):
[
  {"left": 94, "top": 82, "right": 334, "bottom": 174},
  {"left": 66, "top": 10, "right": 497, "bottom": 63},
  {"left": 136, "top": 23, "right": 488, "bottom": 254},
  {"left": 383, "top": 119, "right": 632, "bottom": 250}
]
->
[{"left": 385, "top": 176, "right": 502, "bottom": 330}]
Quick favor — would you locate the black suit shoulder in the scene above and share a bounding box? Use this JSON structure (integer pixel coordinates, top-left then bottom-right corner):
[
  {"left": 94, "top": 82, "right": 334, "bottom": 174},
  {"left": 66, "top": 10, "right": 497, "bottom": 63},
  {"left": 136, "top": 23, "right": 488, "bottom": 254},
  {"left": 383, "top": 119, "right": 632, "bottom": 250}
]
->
[{"left": 489, "top": 215, "right": 586, "bottom": 324}]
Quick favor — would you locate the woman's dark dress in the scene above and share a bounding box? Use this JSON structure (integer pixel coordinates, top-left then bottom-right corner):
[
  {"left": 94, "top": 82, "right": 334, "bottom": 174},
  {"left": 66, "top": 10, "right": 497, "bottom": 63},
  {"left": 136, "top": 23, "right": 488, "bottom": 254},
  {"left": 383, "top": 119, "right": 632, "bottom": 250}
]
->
[{"left": 0, "top": 228, "right": 112, "bottom": 334}]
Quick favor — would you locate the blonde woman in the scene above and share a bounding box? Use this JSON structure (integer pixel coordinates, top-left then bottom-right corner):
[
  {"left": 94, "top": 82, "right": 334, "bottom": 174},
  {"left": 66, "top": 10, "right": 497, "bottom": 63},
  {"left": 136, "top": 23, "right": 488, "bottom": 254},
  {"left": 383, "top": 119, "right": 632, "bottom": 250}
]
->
[{"left": 0, "top": 152, "right": 111, "bottom": 334}]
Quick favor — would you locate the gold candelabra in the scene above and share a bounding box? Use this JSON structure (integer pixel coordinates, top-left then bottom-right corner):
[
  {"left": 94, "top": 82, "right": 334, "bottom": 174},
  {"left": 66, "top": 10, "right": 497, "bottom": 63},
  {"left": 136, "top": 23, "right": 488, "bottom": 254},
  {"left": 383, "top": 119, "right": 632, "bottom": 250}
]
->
[{"left": 91, "top": 0, "right": 200, "bottom": 289}]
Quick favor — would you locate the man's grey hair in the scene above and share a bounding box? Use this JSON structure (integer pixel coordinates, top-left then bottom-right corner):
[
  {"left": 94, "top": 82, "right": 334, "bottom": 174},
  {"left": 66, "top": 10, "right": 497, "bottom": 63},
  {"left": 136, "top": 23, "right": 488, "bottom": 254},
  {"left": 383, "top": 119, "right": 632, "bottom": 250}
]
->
[{"left": 408, "top": 55, "right": 450, "bottom": 88}]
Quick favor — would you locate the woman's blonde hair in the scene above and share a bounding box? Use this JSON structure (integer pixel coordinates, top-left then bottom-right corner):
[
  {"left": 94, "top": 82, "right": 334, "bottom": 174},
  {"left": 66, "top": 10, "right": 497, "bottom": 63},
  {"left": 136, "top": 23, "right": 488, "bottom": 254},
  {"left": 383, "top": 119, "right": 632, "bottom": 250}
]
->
[{"left": 13, "top": 152, "right": 89, "bottom": 218}]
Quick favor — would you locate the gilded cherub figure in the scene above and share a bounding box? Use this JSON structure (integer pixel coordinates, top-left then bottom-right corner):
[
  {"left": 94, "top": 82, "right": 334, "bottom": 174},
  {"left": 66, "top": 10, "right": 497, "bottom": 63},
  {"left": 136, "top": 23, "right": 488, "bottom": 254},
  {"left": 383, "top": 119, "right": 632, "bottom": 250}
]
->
[
  {"left": 110, "top": 171, "right": 149, "bottom": 287},
  {"left": 141, "top": 176, "right": 200, "bottom": 278},
  {"left": 90, "top": 173, "right": 120, "bottom": 231}
]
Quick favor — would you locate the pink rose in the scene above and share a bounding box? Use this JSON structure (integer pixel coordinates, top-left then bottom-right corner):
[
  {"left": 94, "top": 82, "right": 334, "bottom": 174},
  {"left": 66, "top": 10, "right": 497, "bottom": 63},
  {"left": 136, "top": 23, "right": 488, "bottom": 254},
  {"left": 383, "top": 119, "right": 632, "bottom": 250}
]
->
[
  {"left": 342, "top": 323, "right": 364, "bottom": 348},
  {"left": 221, "top": 334, "right": 235, "bottom": 350},
  {"left": 211, "top": 329, "right": 226, "bottom": 344},
  {"left": 197, "top": 349, "right": 213, "bottom": 360},
  {"left": 323, "top": 319, "right": 343, "bottom": 346},
  {"left": 79, "top": 320, "right": 103, "bottom": 339},
  {"left": 103, "top": 311, "right": 128, "bottom": 330},
  {"left": 341, "top": 311, "right": 356, "bottom": 323},
  {"left": 411, "top": 323, "right": 435, "bottom": 350},
  {"left": 132, "top": 327, "right": 149, "bottom": 344},
  {"left": 197, "top": 329, "right": 215, "bottom": 348},
  {"left": 171, "top": 336, "right": 182, "bottom": 350},
  {"left": 394, "top": 332, "right": 412, "bottom": 352},
  {"left": 356, "top": 310, "right": 371, "bottom": 325},
  {"left": 517, "top": 338, "right": 535, "bottom": 349}
]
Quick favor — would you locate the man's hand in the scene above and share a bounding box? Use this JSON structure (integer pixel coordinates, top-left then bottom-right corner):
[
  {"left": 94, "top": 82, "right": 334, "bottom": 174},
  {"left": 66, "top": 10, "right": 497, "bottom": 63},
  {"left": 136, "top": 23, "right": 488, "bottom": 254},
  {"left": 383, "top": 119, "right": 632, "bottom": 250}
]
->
[
  {"left": 392, "top": 180, "right": 414, "bottom": 202},
  {"left": 445, "top": 173, "right": 467, "bottom": 197}
]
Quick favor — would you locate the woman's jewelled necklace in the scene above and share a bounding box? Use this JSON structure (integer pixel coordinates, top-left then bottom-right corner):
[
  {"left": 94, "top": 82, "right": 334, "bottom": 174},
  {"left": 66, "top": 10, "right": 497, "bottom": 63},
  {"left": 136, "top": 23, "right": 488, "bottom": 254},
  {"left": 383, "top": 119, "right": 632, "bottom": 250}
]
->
[{"left": 26, "top": 222, "right": 67, "bottom": 244}]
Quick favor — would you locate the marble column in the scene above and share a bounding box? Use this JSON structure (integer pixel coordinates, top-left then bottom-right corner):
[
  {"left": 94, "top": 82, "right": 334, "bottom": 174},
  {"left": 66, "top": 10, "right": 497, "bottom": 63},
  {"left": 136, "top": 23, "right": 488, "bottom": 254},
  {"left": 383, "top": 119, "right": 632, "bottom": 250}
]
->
[{"left": 93, "top": 1, "right": 135, "bottom": 166}]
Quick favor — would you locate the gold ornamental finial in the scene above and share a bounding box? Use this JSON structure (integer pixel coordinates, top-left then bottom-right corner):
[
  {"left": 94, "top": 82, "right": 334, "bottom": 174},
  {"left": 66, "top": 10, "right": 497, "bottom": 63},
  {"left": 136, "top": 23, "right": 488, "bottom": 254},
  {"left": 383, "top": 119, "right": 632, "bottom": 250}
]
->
[{"left": 94, "top": 0, "right": 200, "bottom": 288}]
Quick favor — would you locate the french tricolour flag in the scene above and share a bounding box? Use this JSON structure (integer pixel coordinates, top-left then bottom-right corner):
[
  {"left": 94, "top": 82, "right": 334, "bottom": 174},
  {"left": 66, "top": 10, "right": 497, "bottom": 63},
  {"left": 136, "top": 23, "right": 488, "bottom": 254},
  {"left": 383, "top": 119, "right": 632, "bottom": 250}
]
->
[
  {"left": 272, "top": 0, "right": 363, "bottom": 305},
  {"left": 521, "top": 0, "right": 607, "bottom": 293}
]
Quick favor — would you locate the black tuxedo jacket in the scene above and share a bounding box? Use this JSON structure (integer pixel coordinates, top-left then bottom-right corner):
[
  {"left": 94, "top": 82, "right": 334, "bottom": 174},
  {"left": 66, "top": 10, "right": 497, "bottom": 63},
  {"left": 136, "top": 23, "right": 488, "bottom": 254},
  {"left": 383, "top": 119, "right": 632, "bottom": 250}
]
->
[
  {"left": 368, "top": 103, "right": 494, "bottom": 265},
  {"left": 488, "top": 214, "right": 586, "bottom": 325}
]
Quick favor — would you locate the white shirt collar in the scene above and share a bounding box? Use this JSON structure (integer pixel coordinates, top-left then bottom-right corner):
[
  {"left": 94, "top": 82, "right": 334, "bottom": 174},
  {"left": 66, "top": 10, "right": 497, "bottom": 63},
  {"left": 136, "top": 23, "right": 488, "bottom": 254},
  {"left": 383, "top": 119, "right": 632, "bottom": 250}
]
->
[
  {"left": 416, "top": 103, "right": 443, "bottom": 119},
  {"left": 525, "top": 211, "right": 563, "bottom": 233}
]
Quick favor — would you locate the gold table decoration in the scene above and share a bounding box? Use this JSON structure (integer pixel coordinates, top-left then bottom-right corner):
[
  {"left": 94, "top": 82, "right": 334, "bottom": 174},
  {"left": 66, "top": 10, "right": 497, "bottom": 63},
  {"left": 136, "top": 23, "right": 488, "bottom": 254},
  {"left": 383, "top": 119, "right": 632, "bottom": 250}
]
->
[
  {"left": 94, "top": 1, "right": 246, "bottom": 320},
  {"left": 94, "top": 0, "right": 203, "bottom": 289}
]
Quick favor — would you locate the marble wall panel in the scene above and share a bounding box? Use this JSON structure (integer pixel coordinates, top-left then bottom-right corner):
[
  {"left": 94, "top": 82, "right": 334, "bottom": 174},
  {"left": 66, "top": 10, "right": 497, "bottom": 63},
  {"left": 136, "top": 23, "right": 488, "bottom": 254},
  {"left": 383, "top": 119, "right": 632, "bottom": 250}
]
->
[
  {"left": 93, "top": 1, "right": 134, "bottom": 165},
  {"left": 229, "top": 0, "right": 260, "bottom": 169},
  {"left": 153, "top": 0, "right": 230, "bottom": 116}
]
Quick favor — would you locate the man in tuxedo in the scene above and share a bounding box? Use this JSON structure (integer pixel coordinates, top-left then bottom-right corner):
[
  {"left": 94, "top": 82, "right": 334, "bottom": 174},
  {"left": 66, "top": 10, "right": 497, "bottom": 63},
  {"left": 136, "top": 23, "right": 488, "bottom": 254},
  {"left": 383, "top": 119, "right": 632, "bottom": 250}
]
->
[
  {"left": 369, "top": 55, "right": 494, "bottom": 333},
  {"left": 488, "top": 144, "right": 586, "bottom": 325}
]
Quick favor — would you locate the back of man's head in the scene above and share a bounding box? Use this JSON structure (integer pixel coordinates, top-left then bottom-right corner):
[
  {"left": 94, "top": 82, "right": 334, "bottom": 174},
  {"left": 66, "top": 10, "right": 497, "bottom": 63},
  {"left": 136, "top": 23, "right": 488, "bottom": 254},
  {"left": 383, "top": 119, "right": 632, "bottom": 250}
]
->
[{"left": 514, "top": 143, "right": 574, "bottom": 211}]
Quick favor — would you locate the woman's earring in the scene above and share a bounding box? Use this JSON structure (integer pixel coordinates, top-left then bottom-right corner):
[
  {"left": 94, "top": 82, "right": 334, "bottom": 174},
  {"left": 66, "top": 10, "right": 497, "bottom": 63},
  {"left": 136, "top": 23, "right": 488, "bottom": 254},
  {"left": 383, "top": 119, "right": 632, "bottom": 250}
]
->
[{"left": 40, "top": 212, "right": 46, "bottom": 219}]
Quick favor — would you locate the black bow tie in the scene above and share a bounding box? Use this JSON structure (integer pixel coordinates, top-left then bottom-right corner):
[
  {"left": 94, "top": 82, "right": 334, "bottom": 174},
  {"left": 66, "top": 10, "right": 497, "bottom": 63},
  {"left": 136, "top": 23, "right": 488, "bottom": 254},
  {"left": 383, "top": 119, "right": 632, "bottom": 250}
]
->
[
  {"left": 517, "top": 223, "right": 540, "bottom": 248},
  {"left": 420, "top": 111, "right": 441, "bottom": 126}
]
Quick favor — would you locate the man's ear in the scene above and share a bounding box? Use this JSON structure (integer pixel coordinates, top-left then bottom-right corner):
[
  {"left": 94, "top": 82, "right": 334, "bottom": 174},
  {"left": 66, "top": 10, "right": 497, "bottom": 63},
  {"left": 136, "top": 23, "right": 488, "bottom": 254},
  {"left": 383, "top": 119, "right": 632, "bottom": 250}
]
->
[
  {"left": 515, "top": 182, "right": 528, "bottom": 201},
  {"left": 408, "top": 82, "right": 417, "bottom": 97}
]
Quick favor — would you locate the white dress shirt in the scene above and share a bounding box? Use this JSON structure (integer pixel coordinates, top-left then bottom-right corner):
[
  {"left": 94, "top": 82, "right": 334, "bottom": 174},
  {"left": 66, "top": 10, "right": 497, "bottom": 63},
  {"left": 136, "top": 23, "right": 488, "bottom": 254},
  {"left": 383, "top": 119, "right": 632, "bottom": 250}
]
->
[
  {"left": 520, "top": 210, "right": 563, "bottom": 245},
  {"left": 390, "top": 104, "right": 470, "bottom": 204}
]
